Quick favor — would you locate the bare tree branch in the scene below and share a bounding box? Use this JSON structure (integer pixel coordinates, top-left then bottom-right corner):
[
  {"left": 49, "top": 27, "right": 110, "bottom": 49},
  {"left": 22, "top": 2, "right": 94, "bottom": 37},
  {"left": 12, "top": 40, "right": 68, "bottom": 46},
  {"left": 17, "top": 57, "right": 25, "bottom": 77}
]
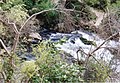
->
[
  {"left": 12, "top": 33, "right": 20, "bottom": 53},
  {"left": 7, "top": 19, "right": 19, "bottom": 34},
  {"left": 11, "top": 9, "right": 57, "bottom": 53},
  {"left": 89, "top": 32, "right": 119, "bottom": 56},
  {"left": 20, "top": 9, "right": 57, "bottom": 32},
  {"left": 0, "top": 39, "right": 11, "bottom": 56}
]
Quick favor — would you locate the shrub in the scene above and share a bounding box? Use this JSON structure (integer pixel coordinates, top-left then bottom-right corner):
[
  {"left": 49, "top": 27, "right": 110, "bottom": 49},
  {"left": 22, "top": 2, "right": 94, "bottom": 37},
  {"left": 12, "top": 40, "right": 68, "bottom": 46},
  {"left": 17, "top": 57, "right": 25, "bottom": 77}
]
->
[
  {"left": 84, "top": 59, "right": 111, "bottom": 82},
  {"left": 1, "top": 0, "right": 24, "bottom": 10},
  {"left": 6, "top": 5, "right": 28, "bottom": 24},
  {"left": 29, "top": 41, "right": 85, "bottom": 82},
  {"left": 84, "top": 0, "right": 108, "bottom": 10}
]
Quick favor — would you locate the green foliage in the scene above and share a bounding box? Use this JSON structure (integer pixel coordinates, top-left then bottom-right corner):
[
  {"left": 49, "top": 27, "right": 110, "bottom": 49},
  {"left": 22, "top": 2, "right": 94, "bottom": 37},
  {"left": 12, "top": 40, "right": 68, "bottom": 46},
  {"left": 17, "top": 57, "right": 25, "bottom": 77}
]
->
[
  {"left": 84, "top": 0, "right": 120, "bottom": 11},
  {"left": 108, "top": 0, "right": 120, "bottom": 9},
  {"left": 33, "top": 40, "right": 59, "bottom": 58},
  {"left": 80, "top": 37, "right": 96, "bottom": 46},
  {"left": 84, "top": 0, "right": 108, "bottom": 10},
  {"left": 23, "top": 0, "right": 34, "bottom": 10},
  {"left": 1, "top": 0, "right": 28, "bottom": 24},
  {"left": 35, "top": 0, "right": 57, "bottom": 19},
  {"left": 21, "top": 60, "right": 37, "bottom": 77},
  {"left": 1, "top": 0, "right": 24, "bottom": 10},
  {"left": 22, "top": 0, "right": 58, "bottom": 28},
  {"left": 7, "top": 5, "right": 28, "bottom": 23},
  {"left": 35, "top": 0, "right": 54, "bottom": 10},
  {"left": 0, "top": 0, "right": 115, "bottom": 82},
  {"left": 35, "top": 61, "right": 84, "bottom": 82},
  {"left": 3, "top": 57, "right": 14, "bottom": 81},
  {"left": 57, "top": 37, "right": 67, "bottom": 44},
  {"left": 23, "top": 0, "right": 56, "bottom": 15},
  {"left": 30, "top": 41, "right": 85, "bottom": 82},
  {"left": 84, "top": 59, "right": 110, "bottom": 82}
]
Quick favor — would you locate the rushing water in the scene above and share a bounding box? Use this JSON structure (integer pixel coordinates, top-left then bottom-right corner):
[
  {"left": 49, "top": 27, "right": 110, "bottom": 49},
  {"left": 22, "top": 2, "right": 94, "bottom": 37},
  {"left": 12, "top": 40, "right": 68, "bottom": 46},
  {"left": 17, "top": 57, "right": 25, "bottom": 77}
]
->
[
  {"left": 48, "top": 30, "right": 118, "bottom": 62},
  {"left": 47, "top": 30, "right": 120, "bottom": 81},
  {"left": 22, "top": 29, "right": 119, "bottom": 81}
]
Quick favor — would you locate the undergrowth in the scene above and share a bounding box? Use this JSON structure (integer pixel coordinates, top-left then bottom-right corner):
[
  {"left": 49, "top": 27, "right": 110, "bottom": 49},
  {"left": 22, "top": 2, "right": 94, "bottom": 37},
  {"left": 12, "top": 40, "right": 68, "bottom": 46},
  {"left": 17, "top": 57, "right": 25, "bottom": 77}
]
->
[{"left": 0, "top": 0, "right": 119, "bottom": 82}]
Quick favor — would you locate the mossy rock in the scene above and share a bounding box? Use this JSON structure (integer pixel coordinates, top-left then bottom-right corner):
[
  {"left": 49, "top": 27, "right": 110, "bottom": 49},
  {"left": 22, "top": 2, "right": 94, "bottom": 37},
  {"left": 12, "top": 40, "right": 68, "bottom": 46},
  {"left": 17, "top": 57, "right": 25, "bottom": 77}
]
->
[{"left": 80, "top": 37, "right": 96, "bottom": 46}]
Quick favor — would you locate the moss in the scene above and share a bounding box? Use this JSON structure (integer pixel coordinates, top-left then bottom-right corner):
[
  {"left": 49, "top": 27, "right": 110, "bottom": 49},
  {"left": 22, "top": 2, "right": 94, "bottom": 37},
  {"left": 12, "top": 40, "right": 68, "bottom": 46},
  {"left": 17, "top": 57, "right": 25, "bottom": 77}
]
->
[{"left": 80, "top": 37, "right": 96, "bottom": 46}]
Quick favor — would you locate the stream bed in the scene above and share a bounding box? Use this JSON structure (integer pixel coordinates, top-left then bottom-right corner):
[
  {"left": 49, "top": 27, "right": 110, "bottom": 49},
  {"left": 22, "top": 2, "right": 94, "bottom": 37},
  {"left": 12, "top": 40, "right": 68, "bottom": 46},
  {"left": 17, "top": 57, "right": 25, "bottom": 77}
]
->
[
  {"left": 20, "top": 29, "right": 120, "bottom": 82},
  {"left": 41, "top": 30, "right": 120, "bottom": 82}
]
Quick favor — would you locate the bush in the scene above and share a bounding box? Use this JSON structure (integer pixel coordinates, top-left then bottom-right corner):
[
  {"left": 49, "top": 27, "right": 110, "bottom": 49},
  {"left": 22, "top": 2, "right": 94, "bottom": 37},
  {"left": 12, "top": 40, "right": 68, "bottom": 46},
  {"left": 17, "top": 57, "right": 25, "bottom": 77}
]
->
[
  {"left": 1, "top": 0, "right": 24, "bottom": 10},
  {"left": 84, "top": 59, "right": 110, "bottom": 82},
  {"left": 7, "top": 5, "right": 28, "bottom": 24},
  {"left": 0, "top": 0, "right": 117, "bottom": 82},
  {"left": 29, "top": 41, "right": 85, "bottom": 82},
  {"left": 84, "top": 0, "right": 108, "bottom": 10}
]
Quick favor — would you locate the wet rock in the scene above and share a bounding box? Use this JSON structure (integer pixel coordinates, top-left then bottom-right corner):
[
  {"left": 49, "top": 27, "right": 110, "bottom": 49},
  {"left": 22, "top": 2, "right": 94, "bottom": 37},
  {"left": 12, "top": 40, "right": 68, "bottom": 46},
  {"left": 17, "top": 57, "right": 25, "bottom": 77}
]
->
[
  {"left": 17, "top": 52, "right": 36, "bottom": 61},
  {"left": 27, "top": 39, "right": 40, "bottom": 44},
  {"left": 29, "top": 32, "right": 42, "bottom": 40}
]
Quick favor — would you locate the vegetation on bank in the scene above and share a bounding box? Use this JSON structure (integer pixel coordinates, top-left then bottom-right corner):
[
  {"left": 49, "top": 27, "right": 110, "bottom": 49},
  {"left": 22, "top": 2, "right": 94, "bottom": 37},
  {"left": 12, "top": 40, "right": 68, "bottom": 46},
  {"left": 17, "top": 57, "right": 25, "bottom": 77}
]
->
[{"left": 0, "top": 0, "right": 120, "bottom": 82}]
